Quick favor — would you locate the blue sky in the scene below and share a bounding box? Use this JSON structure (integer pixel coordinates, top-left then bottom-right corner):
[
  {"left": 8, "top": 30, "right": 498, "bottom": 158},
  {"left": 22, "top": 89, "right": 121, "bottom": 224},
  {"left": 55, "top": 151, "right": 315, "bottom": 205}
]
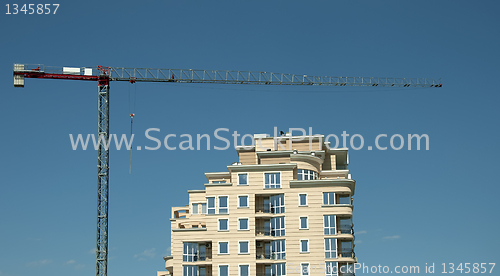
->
[{"left": 1, "top": 1, "right": 499, "bottom": 275}]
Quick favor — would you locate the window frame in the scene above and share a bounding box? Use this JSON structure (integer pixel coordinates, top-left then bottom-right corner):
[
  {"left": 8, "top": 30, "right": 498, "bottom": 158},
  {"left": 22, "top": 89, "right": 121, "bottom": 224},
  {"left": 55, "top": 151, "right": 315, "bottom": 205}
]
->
[
  {"left": 238, "top": 217, "right": 249, "bottom": 231},
  {"left": 270, "top": 194, "right": 285, "bottom": 214},
  {"left": 271, "top": 239, "right": 286, "bottom": 260},
  {"left": 239, "top": 264, "right": 250, "bottom": 276},
  {"left": 264, "top": 172, "right": 281, "bottom": 189},
  {"left": 300, "top": 239, "right": 309, "bottom": 253},
  {"left": 301, "top": 263, "right": 310, "bottom": 276},
  {"left": 207, "top": 197, "right": 216, "bottom": 214},
  {"left": 324, "top": 215, "right": 337, "bottom": 235},
  {"left": 218, "top": 264, "right": 229, "bottom": 276},
  {"left": 298, "top": 193, "right": 308, "bottom": 206},
  {"left": 271, "top": 216, "right": 285, "bottom": 237},
  {"left": 218, "top": 195, "right": 229, "bottom": 214},
  {"left": 238, "top": 240, "right": 250, "bottom": 254},
  {"left": 299, "top": 216, "right": 309, "bottom": 230},
  {"left": 324, "top": 238, "right": 337, "bottom": 259},
  {"left": 271, "top": 263, "right": 286, "bottom": 276},
  {"left": 201, "top": 203, "right": 207, "bottom": 214},
  {"left": 323, "top": 192, "right": 335, "bottom": 205},
  {"left": 238, "top": 195, "right": 249, "bottom": 208},
  {"left": 325, "top": 262, "right": 338, "bottom": 276},
  {"left": 238, "top": 173, "right": 248, "bottom": 185},
  {"left": 218, "top": 242, "right": 229, "bottom": 255},
  {"left": 297, "top": 169, "right": 318, "bottom": 180},
  {"left": 192, "top": 203, "right": 199, "bottom": 215},
  {"left": 183, "top": 242, "right": 199, "bottom": 262},
  {"left": 218, "top": 218, "right": 229, "bottom": 232},
  {"left": 183, "top": 265, "right": 199, "bottom": 276}
]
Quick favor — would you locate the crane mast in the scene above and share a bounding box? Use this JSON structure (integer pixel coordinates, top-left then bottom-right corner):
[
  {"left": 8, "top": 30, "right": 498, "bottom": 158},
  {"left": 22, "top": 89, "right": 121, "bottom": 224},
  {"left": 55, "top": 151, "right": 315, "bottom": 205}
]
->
[
  {"left": 12, "top": 63, "right": 442, "bottom": 276},
  {"left": 96, "top": 66, "right": 110, "bottom": 276}
]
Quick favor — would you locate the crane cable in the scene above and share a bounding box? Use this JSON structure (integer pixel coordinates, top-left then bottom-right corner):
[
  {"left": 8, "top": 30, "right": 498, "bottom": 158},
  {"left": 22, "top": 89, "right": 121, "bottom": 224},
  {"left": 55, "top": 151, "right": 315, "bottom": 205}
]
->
[
  {"left": 129, "top": 113, "right": 134, "bottom": 174},
  {"left": 128, "top": 80, "right": 136, "bottom": 174}
]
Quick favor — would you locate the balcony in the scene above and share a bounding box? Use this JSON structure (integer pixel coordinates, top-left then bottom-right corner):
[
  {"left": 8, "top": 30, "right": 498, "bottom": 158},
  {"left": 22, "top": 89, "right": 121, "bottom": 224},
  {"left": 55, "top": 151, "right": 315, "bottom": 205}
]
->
[
  {"left": 172, "top": 206, "right": 189, "bottom": 219},
  {"left": 182, "top": 242, "right": 212, "bottom": 264},
  {"left": 255, "top": 194, "right": 285, "bottom": 215},
  {"left": 337, "top": 240, "right": 355, "bottom": 261},
  {"left": 339, "top": 224, "right": 354, "bottom": 235},
  {"left": 255, "top": 217, "right": 285, "bottom": 238},
  {"left": 255, "top": 241, "right": 285, "bottom": 263}
]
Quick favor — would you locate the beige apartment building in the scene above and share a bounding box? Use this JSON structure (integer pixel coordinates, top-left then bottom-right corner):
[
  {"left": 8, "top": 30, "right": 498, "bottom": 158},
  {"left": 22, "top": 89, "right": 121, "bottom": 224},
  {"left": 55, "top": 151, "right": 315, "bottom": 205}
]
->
[{"left": 161, "top": 134, "right": 356, "bottom": 276}]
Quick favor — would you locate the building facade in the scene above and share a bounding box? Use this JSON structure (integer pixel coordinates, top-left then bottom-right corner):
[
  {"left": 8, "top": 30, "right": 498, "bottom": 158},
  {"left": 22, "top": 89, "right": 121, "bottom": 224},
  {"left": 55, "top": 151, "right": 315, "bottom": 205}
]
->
[{"left": 161, "top": 134, "right": 356, "bottom": 276}]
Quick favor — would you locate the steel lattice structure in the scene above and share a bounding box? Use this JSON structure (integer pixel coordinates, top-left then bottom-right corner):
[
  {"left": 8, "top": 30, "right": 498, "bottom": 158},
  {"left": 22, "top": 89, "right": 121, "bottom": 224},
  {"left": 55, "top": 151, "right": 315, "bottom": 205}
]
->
[
  {"left": 12, "top": 63, "right": 442, "bottom": 276},
  {"left": 109, "top": 67, "right": 442, "bottom": 87},
  {"left": 96, "top": 66, "right": 110, "bottom": 276}
]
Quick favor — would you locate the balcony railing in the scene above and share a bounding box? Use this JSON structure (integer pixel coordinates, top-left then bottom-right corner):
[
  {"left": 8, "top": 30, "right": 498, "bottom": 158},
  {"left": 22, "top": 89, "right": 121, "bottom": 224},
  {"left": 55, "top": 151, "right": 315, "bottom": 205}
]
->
[
  {"left": 184, "top": 254, "right": 212, "bottom": 262},
  {"left": 339, "top": 250, "right": 355, "bottom": 258},
  {"left": 256, "top": 206, "right": 284, "bottom": 214},
  {"left": 339, "top": 224, "right": 354, "bottom": 235},
  {"left": 256, "top": 253, "right": 285, "bottom": 260},
  {"left": 256, "top": 253, "right": 271, "bottom": 260}
]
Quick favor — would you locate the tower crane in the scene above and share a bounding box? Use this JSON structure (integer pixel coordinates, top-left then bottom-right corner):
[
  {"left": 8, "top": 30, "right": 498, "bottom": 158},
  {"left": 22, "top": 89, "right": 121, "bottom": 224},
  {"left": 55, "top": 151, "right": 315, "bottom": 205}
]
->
[{"left": 12, "top": 63, "right": 442, "bottom": 276}]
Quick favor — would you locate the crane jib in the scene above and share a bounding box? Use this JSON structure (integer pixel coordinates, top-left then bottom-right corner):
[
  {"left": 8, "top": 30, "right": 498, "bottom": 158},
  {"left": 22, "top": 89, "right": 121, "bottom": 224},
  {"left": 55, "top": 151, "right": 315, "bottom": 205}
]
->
[{"left": 13, "top": 64, "right": 442, "bottom": 88}]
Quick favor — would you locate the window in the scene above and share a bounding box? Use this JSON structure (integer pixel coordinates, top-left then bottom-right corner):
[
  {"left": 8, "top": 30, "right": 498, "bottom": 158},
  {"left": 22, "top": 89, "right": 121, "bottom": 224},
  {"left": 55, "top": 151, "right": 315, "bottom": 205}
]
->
[
  {"left": 340, "top": 241, "right": 353, "bottom": 258},
  {"left": 219, "top": 265, "right": 229, "bottom": 276},
  {"left": 271, "top": 263, "right": 286, "bottom": 276},
  {"left": 183, "top": 265, "right": 199, "bottom": 276},
  {"left": 239, "top": 241, "right": 249, "bottom": 254},
  {"left": 323, "top": 192, "right": 335, "bottom": 205},
  {"left": 299, "top": 194, "right": 307, "bottom": 206},
  {"left": 324, "top": 215, "right": 336, "bottom": 235},
  {"left": 238, "top": 173, "right": 248, "bottom": 185},
  {"left": 264, "top": 172, "right": 281, "bottom": 189},
  {"left": 270, "top": 194, "right": 285, "bottom": 214},
  {"left": 207, "top": 197, "right": 216, "bottom": 214},
  {"left": 325, "top": 262, "right": 338, "bottom": 276},
  {"left": 218, "top": 242, "right": 229, "bottom": 254},
  {"left": 325, "top": 238, "right": 337, "bottom": 259},
  {"left": 338, "top": 194, "right": 351, "bottom": 205},
  {"left": 238, "top": 195, "right": 249, "bottom": 208},
  {"left": 300, "top": 216, "right": 308, "bottom": 229},
  {"left": 201, "top": 203, "right": 207, "bottom": 214},
  {"left": 297, "top": 169, "right": 318, "bottom": 180},
  {"left": 340, "top": 263, "right": 354, "bottom": 276},
  {"left": 218, "top": 218, "right": 228, "bottom": 231},
  {"left": 300, "top": 240, "right": 309, "bottom": 253},
  {"left": 238, "top": 218, "right": 249, "bottom": 230},
  {"left": 271, "top": 240, "right": 286, "bottom": 260},
  {"left": 218, "top": 196, "right": 228, "bottom": 214},
  {"left": 183, "top": 242, "right": 199, "bottom": 262},
  {"left": 339, "top": 217, "right": 352, "bottom": 234},
  {"left": 192, "top": 203, "right": 199, "bottom": 215},
  {"left": 271, "top": 217, "right": 285, "bottom": 237},
  {"left": 301, "top": 263, "right": 309, "bottom": 276},
  {"left": 239, "top": 264, "right": 249, "bottom": 276}
]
